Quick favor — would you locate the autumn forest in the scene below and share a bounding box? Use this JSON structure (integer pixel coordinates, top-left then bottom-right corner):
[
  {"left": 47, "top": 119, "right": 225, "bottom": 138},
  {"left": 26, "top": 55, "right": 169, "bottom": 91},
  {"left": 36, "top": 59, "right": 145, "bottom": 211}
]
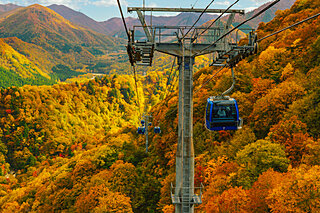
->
[{"left": 0, "top": 0, "right": 319, "bottom": 212}]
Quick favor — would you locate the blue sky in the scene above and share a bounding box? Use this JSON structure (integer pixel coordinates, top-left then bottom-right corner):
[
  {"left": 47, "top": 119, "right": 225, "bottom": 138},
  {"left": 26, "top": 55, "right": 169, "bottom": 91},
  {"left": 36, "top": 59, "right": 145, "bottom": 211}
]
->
[{"left": 1, "top": 0, "right": 272, "bottom": 21}]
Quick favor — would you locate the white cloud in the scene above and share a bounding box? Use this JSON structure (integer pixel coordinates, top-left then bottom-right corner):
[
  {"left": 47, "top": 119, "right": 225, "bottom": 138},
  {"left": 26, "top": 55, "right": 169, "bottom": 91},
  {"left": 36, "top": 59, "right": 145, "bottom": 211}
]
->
[
  {"left": 147, "top": 2, "right": 157, "bottom": 7},
  {"left": 214, "top": 1, "right": 230, "bottom": 6},
  {"left": 156, "top": 12, "right": 179, "bottom": 17},
  {"left": 251, "top": 0, "right": 270, "bottom": 6},
  {"left": 252, "top": 0, "right": 269, "bottom": 2},
  {"left": 92, "top": 0, "right": 127, "bottom": 7},
  {"left": 245, "top": 6, "right": 258, "bottom": 13}
]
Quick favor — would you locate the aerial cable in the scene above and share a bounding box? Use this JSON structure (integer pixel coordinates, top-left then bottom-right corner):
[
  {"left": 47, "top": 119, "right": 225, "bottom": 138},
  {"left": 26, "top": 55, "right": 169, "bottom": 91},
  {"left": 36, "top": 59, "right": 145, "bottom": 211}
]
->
[
  {"left": 196, "top": 0, "right": 239, "bottom": 38},
  {"left": 116, "top": 0, "right": 130, "bottom": 40},
  {"left": 165, "top": 57, "right": 177, "bottom": 96},
  {"left": 181, "top": 0, "right": 216, "bottom": 40},
  {"left": 192, "top": 0, "right": 200, "bottom": 8},
  {"left": 258, "top": 12, "right": 320, "bottom": 42},
  {"left": 131, "top": 65, "right": 142, "bottom": 117},
  {"left": 117, "top": 0, "right": 142, "bottom": 118},
  {"left": 194, "top": 64, "right": 227, "bottom": 95},
  {"left": 166, "top": 64, "right": 179, "bottom": 98},
  {"left": 197, "top": 0, "right": 280, "bottom": 55},
  {"left": 194, "top": 6, "right": 320, "bottom": 95},
  {"left": 221, "top": 67, "right": 235, "bottom": 96}
]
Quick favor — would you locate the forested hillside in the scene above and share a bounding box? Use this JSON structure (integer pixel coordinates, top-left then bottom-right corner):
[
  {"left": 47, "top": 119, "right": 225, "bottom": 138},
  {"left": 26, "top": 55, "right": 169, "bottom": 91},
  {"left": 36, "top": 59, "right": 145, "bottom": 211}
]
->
[
  {"left": 0, "top": 0, "right": 320, "bottom": 212},
  {"left": 0, "top": 4, "right": 123, "bottom": 88}
]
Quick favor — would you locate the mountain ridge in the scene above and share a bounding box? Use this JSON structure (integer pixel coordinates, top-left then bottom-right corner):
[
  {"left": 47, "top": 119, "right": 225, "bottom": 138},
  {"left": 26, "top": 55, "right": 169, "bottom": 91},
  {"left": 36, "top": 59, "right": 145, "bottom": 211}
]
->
[
  {"left": 221, "top": 0, "right": 296, "bottom": 28},
  {"left": 1, "top": 2, "right": 297, "bottom": 37},
  {"left": 0, "top": 4, "right": 123, "bottom": 87},
  {"left": 0, "top": 0, "right": 319, "bottom": 212},
  {"left": 48, "top": 4, "right": 218, "bottom": 37},
  {"left": 48, "top": 1, "right": 296, "bottom": 38},
  {"left": 0, "top": 3, "right": 21, "bottom": 14}
]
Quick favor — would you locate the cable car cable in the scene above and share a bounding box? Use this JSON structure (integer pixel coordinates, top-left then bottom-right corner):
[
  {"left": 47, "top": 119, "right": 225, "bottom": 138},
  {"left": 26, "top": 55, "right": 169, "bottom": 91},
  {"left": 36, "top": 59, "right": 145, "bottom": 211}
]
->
[
  {"left": 181, "top": 0, "right": 216, "bottom": 40},
  {"left": 164, "top": 57, "right": 177, "bottom": 99},
  {"left": 258, "top": 12, "right": 320, "bottom": 42},
  {"left": 196, "top": 0, "right": 280, "bottom": 56},
  {"left": 117, "top": 0, "right": 130, "bottom": 40},
  {"left": 166, "top": 57, "right": 177, "bottom": 88},
  {"left": 196, "top": 0, "right": 239, "bottom": 39},
  {"left": 131, "top": 65, "right": 142, "bottom": 117},
  {"left": 194, "top": 65, "right": 227, "bottom": 95},
  {"left": 117, "top": 0, "right": 144, "bottom": 118},
  {"left": 166, "top": 58, "right": 179, "bottom": 99},
  {"left": 195, "top": 7, "right": 320, "bottom": 97},
  {"left": 194, "top": 3, "right": 320, "bottom": 96},
  {"left": 221, "top": 67, "right": 235, "bottom": 96},
  {"left": 192, "top": 0, "right": 200, "bottom": 8},
  {"left": 167, "top": 67, "right": 179, "bottom": 98}
]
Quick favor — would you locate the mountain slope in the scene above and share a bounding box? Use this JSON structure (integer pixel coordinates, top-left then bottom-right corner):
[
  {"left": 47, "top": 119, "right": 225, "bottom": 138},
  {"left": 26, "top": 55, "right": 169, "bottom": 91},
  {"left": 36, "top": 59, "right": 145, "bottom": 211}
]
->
[
  {"left": 48, "top": 4, "right": 217, "bottom": 37},
  {"left": 0, "top": 38, "right": 55, "bottom": 87},
  {"left": 0, "top": 4, "right": 125, "bottom": 87},
  {"left": 0, "top": 4, "right": 121, "bottom": 58},
  {"left": 0, "top": 3, "right": 21, "bottom": 14},
  {"left": 0, "top": 0, "right": 320, "bottom": 212},
  {"left": 221, "top": 0, "right": 296, "bottom": 29},
  {"left": 102, "top": 12, "right": 218, "bottom": 37},
  {"left": 48, "top": 4, "right": 110, "bottom": 35},
  {"left": 48, "top": 1, "right": 295, "bottom": 39}
]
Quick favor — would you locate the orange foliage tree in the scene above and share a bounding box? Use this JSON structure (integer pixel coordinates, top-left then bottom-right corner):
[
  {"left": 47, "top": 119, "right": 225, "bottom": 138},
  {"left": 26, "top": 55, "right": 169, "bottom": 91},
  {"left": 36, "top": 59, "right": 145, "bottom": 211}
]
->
[
  {"left": 267, "top": 165, "right": 320, "bottom": 212},
  {"left": 205, "top": 186, "right": 250, "bottom": 213},
  {"left": 247, "top": 169, "right": 285, "bottom": 212},
  {"left": 268, "top": 116, "right": 312, "bottom": 167},
  {"left": 249, "top": 81, "right": 305, "bottom": 138}
]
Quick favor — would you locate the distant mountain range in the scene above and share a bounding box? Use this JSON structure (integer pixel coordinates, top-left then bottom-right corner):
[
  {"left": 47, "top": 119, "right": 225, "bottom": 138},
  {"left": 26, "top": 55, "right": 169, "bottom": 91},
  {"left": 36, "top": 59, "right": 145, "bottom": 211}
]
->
[
  {"left": 0, "top": 4, "right": 122, "bottom": 87},
  {"left": 1, "top": 1, "right": 296, "bottom": 39},
  {"left": 48, "top": 4, "right": 218, "bottom": 37},
  {"left": 0, "top": 3, "right": 20, "bottom": 13},
  {"left": 47, "top": 1, "right": 296, "bottom": 38},
  {"left": 0, "top": 1, "right": 296, "bottom": 88},
  {"left": 220, "top": 0, "right": 296, "bottom": 29}
]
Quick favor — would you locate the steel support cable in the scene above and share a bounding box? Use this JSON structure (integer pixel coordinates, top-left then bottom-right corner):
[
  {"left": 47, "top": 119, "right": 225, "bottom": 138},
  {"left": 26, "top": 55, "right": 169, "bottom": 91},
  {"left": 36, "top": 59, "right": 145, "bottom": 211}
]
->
[
  {"left": 131, "top": 65, "right": 142, "bottom": 118},
  {"left": 196, "top": 0, "right": 280, "bottom": 56},
  {"left": 166, "top": 65, "right": 179, "bottom": 98},
  {"left": 181, "top": 0, "right": 216, "bottom": 40},
  {"left": 192, "top": 0, "right": 200, "bottom": 8},
  {"left": 117, "top": 0, "right": 130, "bottom": 40},
  {"left": 164, "top": 57, "right": 177, "bottom": 99},
  {"left": 194, "top": 6, "right": 320, "bottom": 96},
  {"left": 117, "top": 0, "right": 143, "bottom": 117},
  {"left": 167, "top": 57, "right": 177, "bottom": 86},
  {"left": 193, "top": 3, "right": 320, "bottom": 99},
  {"left": 196, "top": 0, "right": 239, "bottom": 38},
  {"left": 193, "top": 65, "right": 227, "bottom": 95},
  {"left": 221, "top": 66, "right": 235, "bottom": 96},
  {"left": 258, "top": 12, "right": 320, "bottom": 42}
]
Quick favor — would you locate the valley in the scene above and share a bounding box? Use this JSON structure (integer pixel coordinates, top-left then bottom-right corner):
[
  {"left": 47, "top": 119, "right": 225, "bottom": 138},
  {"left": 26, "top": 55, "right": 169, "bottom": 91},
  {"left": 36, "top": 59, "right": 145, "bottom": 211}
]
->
[{"left": 0, "top": 0, "right": 319, "bottom": 212}]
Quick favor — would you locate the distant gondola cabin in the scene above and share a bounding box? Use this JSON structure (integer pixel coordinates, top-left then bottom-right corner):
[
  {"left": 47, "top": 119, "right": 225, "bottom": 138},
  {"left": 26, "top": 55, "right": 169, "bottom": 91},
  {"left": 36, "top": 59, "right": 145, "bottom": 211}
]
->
[
  {"left": 154, "top": 126, "right": 161, "bottom": 134},
  {"left": 137, "top": 126, "right": 146, "bottom": 134}
]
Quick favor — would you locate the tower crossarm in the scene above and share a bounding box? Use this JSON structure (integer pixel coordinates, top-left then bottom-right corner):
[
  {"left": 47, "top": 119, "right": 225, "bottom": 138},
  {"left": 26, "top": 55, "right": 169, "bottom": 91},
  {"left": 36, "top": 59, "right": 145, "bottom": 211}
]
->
[
  {"left": 155, "top": 43, "right": 229, "bottom": 57},
  {"left": 128, "top": 7, "right": 244, "bottom": 14}
]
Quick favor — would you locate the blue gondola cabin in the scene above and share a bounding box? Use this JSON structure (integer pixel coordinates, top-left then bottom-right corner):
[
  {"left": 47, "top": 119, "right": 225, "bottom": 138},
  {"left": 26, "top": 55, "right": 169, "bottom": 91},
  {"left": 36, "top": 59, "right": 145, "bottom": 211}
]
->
[
  {"left": 205, "top": 96, "right": 242, "bottom": 131},
  {"left": 154, "top": 126, "right": 161, "bottom": 134},
  {"left": 137, "top": 126, "right": 146, "bottom": 134}
]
